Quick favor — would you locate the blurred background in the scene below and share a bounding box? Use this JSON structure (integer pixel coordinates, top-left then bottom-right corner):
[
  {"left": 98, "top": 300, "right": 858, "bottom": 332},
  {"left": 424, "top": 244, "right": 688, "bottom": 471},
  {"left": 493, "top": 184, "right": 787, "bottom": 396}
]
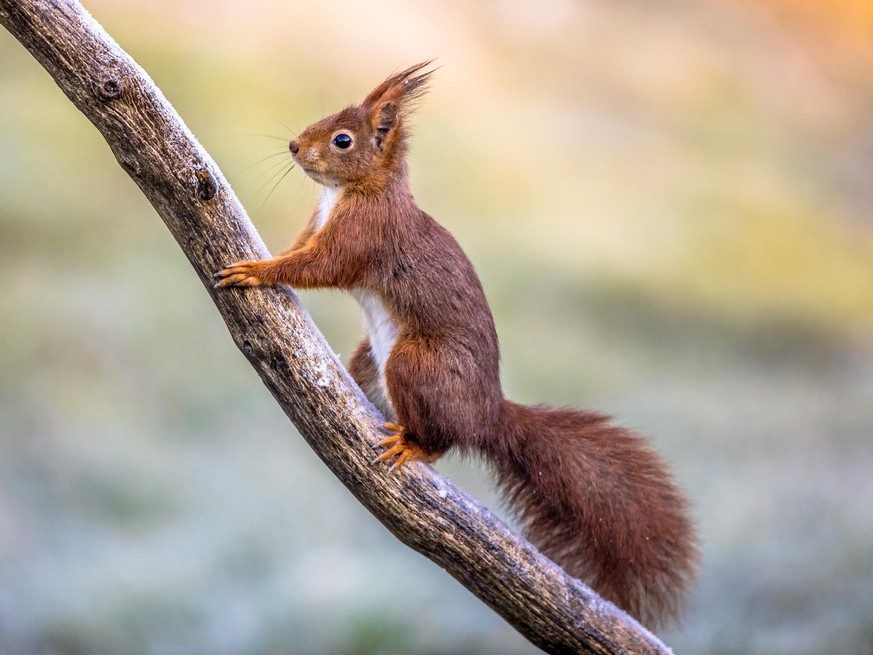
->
[{"left": 2, "top": 0, "right": 872, "bottom": 653}]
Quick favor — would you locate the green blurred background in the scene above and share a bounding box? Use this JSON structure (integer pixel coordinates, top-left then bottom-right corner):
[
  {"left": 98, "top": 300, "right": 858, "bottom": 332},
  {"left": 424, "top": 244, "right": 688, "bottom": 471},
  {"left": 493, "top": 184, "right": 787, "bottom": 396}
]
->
[{"left": 2, "top": 0, "right": 872, "bottom": 653}]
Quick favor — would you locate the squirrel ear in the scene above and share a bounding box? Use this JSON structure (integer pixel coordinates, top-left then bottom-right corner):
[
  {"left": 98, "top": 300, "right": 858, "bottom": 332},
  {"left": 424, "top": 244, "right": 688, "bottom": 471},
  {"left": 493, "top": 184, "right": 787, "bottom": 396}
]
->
[
  {"left": 364, "top": 62, "right": 435, "bottom": 153},
  {"left": 374, "top": 101, "right": 397, "bottom": 151}
]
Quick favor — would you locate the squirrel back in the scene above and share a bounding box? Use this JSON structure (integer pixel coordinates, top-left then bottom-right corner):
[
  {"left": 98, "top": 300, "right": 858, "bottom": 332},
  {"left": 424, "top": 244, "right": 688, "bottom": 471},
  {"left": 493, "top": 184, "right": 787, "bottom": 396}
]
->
[{"left": 216, "top": 62, "right": 699, "bottom": 627}]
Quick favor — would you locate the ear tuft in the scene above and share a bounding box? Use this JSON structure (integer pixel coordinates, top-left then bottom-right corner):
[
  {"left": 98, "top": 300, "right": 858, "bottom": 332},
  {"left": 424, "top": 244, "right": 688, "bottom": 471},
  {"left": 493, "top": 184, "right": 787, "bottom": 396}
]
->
[{"left": 363, "top": 60, "right": 436, "bottom": 118}]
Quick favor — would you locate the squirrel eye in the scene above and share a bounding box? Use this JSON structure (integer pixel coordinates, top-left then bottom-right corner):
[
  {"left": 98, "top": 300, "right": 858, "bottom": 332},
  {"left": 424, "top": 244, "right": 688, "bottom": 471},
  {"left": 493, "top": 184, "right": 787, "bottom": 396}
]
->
[{"left": 332, "top": 133, "right": 353, "bottom": 149}]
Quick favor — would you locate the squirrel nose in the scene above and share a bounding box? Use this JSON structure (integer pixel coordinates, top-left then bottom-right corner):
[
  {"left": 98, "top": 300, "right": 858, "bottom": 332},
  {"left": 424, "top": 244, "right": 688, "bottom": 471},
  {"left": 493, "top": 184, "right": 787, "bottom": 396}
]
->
[{"left": 289, "top": 139, "right": 299, "bottom": 155}]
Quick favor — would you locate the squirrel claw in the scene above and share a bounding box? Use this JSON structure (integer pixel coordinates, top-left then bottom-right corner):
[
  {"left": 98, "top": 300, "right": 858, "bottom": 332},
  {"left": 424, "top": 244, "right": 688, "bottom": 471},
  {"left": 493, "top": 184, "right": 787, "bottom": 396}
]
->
[
  {"left": 372, "top": 422, "right": 428, "bottom": 471},
  {"left": 372, "top": 442, "right": 409, "bottom": 470},
  {"left": 213, "top": 261, "right": 264, "bottom": 288}
]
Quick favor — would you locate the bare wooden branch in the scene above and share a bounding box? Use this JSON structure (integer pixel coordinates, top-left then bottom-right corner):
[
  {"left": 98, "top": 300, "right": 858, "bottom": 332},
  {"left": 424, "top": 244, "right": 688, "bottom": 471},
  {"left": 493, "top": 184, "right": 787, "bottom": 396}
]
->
[{"left": 0, "top": 1, "right": 673, "bottom": 652}]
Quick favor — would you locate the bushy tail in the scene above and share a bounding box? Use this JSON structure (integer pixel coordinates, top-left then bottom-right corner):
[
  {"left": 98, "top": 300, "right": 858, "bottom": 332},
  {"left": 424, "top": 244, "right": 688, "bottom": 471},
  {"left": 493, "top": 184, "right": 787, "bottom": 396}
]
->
[{"left": 487, "top": 400, "right": 698, "bottom": 627}]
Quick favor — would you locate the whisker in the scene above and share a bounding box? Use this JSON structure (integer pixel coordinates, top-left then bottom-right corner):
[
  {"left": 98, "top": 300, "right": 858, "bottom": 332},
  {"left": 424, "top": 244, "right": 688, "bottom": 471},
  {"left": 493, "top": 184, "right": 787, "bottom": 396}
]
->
[
  {"left": 271, "top": 115, "right": 297, "bottom": 139},
  {"left": 256, "top": 158, "right": 299, "bottom": 187},
  {"left": 248, "top": 161, "right": 288, "bottom": 203},
  {"left": 251, "top": 163, "right": 297, "bottom": 217},
  {"left": 238, "top": 150, "right": 293, "bottom": 175},
  {"left": 266, "top": 164, "right": 297, "bottom": 201},
  {"left": 246, "top": 133, "right": 293, "bottom": 143}
]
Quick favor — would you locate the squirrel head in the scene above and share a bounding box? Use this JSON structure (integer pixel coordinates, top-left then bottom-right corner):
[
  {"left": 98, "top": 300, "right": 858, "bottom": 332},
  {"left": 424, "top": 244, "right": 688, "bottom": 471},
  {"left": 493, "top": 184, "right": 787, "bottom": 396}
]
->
[{"left": 289, "top": 61, "right": 434, "bottom": 191}]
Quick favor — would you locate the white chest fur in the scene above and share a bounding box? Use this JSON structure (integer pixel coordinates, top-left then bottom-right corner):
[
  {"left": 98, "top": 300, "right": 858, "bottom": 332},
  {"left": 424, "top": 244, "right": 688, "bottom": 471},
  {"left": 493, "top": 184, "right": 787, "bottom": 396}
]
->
[
  {"left": 315, "top": 186, "right": 340, "bottom": 229},
  {"left": 314, "top": 185, "right": 398, "bottom": 383}
]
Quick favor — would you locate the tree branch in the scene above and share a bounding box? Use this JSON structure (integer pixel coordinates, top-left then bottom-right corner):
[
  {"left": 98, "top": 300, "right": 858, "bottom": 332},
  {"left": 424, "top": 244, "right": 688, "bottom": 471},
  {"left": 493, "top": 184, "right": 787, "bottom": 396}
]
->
[{"left": 0, "top": 1, "right": 672, "bottom": 652}]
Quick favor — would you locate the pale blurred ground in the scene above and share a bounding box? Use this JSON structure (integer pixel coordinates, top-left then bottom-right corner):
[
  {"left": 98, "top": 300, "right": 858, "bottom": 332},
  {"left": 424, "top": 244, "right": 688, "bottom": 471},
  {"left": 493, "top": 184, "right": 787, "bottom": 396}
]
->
[{"left": 1, "top": 1, "right": 872, "bottom": 653}]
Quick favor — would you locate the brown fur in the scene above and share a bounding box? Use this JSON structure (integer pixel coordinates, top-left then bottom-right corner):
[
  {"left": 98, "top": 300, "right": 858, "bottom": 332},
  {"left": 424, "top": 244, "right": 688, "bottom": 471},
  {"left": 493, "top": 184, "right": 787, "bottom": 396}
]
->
[{"left": 215, "top": 62, "right": 699, "bottom": 627}]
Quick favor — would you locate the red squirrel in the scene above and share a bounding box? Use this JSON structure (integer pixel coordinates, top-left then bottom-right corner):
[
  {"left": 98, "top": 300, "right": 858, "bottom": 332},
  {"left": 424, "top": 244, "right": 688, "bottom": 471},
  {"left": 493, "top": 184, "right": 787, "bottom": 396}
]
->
[{"left": 215, "top": 62, "right": 698, "bottom": 627}]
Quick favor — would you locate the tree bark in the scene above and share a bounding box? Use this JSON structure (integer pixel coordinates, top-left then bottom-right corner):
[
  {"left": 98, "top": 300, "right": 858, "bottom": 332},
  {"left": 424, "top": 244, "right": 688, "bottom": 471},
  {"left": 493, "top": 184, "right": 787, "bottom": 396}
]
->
[{"left": 0, "top": 1, "right": 673, "bottom": 653}]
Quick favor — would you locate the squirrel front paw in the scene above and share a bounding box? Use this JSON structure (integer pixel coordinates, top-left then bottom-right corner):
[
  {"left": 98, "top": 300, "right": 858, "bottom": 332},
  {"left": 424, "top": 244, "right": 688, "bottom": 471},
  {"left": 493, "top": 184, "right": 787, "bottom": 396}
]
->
[
  {"left": 372, "top": 422, "right": 435, "bottom": 471},
  {"left": 213, "top": 261, "right": 269, "bottom": 288}
]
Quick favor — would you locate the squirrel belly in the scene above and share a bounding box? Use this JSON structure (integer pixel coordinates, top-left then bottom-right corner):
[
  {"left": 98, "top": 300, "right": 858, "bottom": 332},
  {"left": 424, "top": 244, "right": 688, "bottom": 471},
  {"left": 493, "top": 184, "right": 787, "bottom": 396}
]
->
[{"left": 350, "top": 289, "right": 398, "bottom": 402}]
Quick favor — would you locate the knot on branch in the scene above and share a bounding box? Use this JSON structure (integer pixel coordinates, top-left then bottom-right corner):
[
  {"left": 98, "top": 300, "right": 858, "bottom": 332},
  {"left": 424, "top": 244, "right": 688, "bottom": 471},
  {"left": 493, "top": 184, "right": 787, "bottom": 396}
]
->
[
  {"left": 118, "top": 153, "right": 140, "bottom": 176},
  {"left": 195, "top": 167, "right": 217, "bottom": 201},
  {"left": 95, "top": 74, "right": 125, "bottom": 102}
]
